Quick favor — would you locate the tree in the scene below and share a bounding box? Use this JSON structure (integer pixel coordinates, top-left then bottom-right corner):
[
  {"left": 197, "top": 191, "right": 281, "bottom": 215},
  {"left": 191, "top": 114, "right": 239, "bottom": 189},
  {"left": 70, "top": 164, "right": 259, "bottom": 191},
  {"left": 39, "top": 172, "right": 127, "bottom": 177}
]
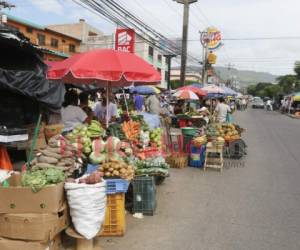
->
[
  {"left": 294, "top": 61, "right": 300, "bottom": 79},
  {"left": 277, "top": 75, "right": 299, "bottom": 94},
  {"left": 246, "top": 82, "right": 281, "bottom": 98},
  {"left": 247, "top": 84, "right": 257, "bottom": 96}
]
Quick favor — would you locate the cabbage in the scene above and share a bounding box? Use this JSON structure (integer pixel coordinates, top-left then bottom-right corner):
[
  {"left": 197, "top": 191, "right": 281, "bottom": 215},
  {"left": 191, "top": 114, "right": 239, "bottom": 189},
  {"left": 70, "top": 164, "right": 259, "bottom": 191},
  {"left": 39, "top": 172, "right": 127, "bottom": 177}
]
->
[{"left": 89, "top": 152, "right": 107, "bottom": 164}]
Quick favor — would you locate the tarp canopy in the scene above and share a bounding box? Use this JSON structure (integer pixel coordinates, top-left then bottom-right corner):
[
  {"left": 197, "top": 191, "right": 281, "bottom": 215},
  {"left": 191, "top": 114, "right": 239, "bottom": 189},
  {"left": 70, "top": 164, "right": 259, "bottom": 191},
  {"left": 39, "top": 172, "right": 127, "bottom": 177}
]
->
[
  {"left": 0, "top": 24, "right": 65, "bottom": 109},
  {"left": 221, "top": 86, "right": 238, "bottom": 96}
]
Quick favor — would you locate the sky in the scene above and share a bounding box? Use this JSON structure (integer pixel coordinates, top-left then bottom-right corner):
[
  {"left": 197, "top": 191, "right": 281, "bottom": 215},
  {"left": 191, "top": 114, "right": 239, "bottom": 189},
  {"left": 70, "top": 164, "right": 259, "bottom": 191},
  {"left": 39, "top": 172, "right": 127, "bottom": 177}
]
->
[{"left": 5, "top": 0, "right": 300, "bottom": 76}]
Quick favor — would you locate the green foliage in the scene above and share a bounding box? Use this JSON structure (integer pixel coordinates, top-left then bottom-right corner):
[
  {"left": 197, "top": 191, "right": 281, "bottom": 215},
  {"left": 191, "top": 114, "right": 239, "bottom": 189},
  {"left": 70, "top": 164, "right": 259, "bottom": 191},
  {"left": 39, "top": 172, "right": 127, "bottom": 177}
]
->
[
  {"left": 246, "top": 82, "right": 281, "bottom": 98},
  {"left": 170, "top": 80, "right": 199, "bottom": 89},
  {"left": 294, "top": 61, "right": 300, "bottom": 79},
  {"left": 277, "top": 74, "right": 300, "bottom": 94}
]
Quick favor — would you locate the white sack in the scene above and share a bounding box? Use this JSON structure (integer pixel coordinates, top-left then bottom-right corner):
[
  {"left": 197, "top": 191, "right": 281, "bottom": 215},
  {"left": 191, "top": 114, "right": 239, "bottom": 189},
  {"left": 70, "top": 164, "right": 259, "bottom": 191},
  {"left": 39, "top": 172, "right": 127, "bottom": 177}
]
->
[{"left": 65, "top": 181, "right": 106, "bottom": 239}]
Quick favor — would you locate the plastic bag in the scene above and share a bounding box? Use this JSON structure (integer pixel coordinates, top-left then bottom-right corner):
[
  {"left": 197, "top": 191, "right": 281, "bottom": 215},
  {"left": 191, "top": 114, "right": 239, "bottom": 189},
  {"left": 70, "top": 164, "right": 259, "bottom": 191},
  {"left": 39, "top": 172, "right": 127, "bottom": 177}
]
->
[
  {"left": 0, "top": 146, "right": 13, "bottom": 170},
  {"left": 64, "top": 181, "right": 106, "bottom": 239}
]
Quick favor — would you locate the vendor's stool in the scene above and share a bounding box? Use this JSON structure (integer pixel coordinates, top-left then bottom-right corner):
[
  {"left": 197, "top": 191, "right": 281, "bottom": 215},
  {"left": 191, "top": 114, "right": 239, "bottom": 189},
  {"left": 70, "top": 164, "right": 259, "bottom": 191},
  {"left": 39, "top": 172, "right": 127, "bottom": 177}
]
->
[
  {"left": 65, "top": 227, "right": 102, "bottom": 250},
  {"left": 204, "top": 142, "right": 224, "bottom": 172}
]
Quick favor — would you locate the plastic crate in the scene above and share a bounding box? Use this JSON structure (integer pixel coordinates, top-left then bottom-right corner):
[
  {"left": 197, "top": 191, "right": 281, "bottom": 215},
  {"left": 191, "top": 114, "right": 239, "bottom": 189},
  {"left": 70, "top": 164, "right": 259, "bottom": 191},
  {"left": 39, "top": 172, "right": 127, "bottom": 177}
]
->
[
  {"left": 132, "top": 176, "right": 156, "bottom": 216},
  {"left": 100, "top": 193, "right": 125, "bottom": 236},
  {"left": 106, "top": 179, "right": 130, "bottom": 194}
]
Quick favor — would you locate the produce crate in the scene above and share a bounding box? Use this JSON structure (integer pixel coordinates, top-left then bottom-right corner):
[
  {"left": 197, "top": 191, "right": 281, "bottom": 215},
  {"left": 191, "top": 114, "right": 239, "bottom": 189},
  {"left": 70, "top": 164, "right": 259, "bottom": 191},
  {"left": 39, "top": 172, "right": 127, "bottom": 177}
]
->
[
  {"left": 100, "top": 193, "right": 125, "bottom": 236},
  {"left": 106, "top": 179, "right": 129, "bottom": 194},
  {"left": 132, "top": 176, "right": 156, "bottom": 216}
]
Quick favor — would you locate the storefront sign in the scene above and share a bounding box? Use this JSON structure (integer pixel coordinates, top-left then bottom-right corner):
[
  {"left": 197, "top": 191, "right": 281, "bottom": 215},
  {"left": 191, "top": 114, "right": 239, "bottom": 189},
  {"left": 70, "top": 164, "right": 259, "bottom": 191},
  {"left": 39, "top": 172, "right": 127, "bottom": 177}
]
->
[
  {"left": 200, "top": 27, "right": 222, "bottom": 50},
  {"left": 115, "top": 29, "right": 135, "bottom": 53}
]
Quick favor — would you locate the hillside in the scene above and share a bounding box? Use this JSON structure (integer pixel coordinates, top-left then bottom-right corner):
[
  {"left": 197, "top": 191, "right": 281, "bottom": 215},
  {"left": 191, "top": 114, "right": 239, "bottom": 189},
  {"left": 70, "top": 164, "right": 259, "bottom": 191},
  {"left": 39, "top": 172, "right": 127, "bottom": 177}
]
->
[{"left": 174, "top": 66, "right": 278, "bottom": 87}]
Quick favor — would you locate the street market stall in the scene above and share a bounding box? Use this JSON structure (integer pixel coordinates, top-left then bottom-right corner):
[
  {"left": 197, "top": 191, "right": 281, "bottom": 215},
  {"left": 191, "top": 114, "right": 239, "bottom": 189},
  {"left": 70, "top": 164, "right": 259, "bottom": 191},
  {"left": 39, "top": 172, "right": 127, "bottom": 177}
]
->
[{"left": 0, "top": 46, "right": 173, "bottom": 250}]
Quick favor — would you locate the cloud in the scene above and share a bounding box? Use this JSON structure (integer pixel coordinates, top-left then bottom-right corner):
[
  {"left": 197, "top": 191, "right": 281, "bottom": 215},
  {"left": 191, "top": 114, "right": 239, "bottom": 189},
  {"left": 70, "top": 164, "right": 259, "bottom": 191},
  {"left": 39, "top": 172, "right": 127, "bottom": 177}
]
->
[{"left": 10, "top": 0, "right": 300, "bottom": 75}]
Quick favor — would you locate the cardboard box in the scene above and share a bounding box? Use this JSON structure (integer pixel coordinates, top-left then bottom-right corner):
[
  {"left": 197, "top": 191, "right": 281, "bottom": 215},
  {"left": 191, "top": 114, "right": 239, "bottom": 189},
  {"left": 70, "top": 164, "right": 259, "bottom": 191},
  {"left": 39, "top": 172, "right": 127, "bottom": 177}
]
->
[
  {"left": 0, "top": 174, "right": 65, "bottom": 213},
  {"left": 0, "top": 204, "right": 69, "bottom": 242},
  {"left": 0, "top": 235, "right": 61, "bottom": 250}
]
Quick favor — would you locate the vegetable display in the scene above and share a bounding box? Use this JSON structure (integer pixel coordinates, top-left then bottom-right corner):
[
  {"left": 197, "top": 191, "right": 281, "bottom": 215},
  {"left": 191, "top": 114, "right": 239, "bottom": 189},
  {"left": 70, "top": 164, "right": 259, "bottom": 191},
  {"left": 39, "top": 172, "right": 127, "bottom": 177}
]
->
[
  {"left": 133, "top": 156, "right": 170, "bottom": 177},
  {"left": 107, "top": 124, "right": 126, "bottom": 140},
  {"left": 21, "top": 168, "right": 65, "bottom": 192},
  {"left": 66, "top": 124, "right": 92, "bottom": 154},
  {"left": 31, "top": 135, "right": 78, "bottom": 177},
  {"left": 87, "top": 120, "right": 104, "bottom": 138},
  {"left": 99, "top": 160, "right": 134, "bottom": 180},
  {"left": 150, "top": 128, "right": 163, "bottom": 147},
  {"left": 122, "top": 120, "right": 140, "bottom": 142}
]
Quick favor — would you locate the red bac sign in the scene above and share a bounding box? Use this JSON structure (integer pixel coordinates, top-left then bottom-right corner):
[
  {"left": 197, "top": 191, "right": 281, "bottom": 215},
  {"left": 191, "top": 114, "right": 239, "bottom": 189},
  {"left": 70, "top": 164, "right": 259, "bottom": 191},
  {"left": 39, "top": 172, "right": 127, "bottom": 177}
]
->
[{"left": 115, "top": 29, "right": 135, "bottom": 53}]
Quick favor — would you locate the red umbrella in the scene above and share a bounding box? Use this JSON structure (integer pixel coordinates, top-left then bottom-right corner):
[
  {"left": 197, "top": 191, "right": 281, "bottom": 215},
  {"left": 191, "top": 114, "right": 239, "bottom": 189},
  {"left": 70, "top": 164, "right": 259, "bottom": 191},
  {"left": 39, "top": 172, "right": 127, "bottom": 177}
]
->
[
  {"left": 47, "top": 49, "right": 161, "bottom": 87},
  {"left": 177, "top": 86, "right": 207, "bottom": 97},
  {"left": 47, "top": 49, "right": 161, "bottom": 127}
]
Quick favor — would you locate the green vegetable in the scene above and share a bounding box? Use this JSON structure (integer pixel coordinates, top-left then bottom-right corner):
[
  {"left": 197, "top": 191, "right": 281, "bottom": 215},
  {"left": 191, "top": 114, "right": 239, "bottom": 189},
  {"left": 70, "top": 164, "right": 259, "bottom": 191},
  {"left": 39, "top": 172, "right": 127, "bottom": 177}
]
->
[
  {"left": 89, "top": 152, "right": 107, "bottom": 164},
  {"left": 21, "top": 168, "right": 65, "bottom": 192}
]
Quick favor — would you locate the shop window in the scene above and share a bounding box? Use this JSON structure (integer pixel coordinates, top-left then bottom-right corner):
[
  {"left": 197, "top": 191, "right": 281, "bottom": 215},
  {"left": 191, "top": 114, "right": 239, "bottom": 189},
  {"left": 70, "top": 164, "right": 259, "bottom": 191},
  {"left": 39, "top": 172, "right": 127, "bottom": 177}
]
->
[
  {"left": 69, "top": 44, "right": 76, "bottom": 53},
  {"left": 26, "top": 27, "right": 33, "bottom": 33},
  {"left": 158, "top": 54, "right": 162, "bottom": 62},
  {"left": 148, "top": 46, "right": 154, "bottom": 57},
  {"left": 51, "top": 38, "right": 58, "bottom": 48},
  {"left": 37, "top": 34, "right": 45, "bottom": 46}
]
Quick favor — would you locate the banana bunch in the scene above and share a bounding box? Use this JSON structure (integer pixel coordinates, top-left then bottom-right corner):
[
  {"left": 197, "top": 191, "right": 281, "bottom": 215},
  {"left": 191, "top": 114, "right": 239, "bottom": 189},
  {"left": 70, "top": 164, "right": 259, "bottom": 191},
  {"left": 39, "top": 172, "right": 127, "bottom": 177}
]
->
[{"left": 192, "top": 135, "right": 207, "bottom": 146}]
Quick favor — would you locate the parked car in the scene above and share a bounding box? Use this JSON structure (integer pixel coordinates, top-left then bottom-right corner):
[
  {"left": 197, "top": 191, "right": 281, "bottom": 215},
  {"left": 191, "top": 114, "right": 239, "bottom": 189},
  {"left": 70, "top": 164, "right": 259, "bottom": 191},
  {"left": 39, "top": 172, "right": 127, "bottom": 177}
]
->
[{"left": 252, "top": 99, "right": 265, "bottom": 109}]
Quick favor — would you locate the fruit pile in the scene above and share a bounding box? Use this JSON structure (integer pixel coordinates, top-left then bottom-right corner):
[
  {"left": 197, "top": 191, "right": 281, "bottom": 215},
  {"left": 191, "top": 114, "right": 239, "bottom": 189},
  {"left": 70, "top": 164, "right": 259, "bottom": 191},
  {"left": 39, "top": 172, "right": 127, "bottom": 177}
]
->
[
  {"left": 192, "top": 135, "right": 207, "bottom": 147},
  {"left": 206, "top": 123, "right": 241, "bottom": 141},
  {"left": 150, "top": 128, "right": 163, "bottom": 147},
  {"left": 218, "top": 124, "right": 240, "bottom": 141}
]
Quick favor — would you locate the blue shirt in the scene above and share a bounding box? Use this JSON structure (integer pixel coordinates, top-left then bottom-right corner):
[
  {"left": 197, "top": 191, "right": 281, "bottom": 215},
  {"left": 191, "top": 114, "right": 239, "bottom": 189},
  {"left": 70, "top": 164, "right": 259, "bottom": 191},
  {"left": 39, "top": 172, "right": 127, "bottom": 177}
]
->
[{"left": 134, "top": 95, "right": 144, "bottom": 111}]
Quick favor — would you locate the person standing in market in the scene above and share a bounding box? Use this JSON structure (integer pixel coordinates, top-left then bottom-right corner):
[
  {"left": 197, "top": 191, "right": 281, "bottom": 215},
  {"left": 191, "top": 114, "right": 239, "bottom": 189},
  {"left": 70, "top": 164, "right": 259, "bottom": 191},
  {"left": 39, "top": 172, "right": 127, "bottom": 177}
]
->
[
  {"left": 241, "top": 98, "right": 247, "bottom": 111},
  {"left": 215, "top": 97, "right": 231, "bottom": 123},
  {"left": 94, "top": 95, "right": 118, "bottom": 126},
  {"left": 133, "top": 91, "right": 144, "bottom": 111},
  {"left": 145, "top": 93, "right": 161, "bottom": 115},
  {"left": 79, "top": 92, "right": 89, "bottom": 109},
  {"left": 61, "top": 90, "right": 88, "bottom": 134}
]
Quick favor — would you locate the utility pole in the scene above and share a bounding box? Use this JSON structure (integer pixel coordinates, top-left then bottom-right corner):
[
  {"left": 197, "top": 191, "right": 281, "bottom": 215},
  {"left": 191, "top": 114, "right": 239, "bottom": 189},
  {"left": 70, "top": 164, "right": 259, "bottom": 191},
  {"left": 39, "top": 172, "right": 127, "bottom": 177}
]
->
[
  {"left": 164, "top": 54, "right": 177, "bottom": 90},
  {"left": 174, "top": 0, "right": 197, "bottom": 87},
  {"left": 0, "top": 1, "right": 15, "bottom": 24},
  {"left": 200, "top": 30, "right": 209, "bottom": 86}
]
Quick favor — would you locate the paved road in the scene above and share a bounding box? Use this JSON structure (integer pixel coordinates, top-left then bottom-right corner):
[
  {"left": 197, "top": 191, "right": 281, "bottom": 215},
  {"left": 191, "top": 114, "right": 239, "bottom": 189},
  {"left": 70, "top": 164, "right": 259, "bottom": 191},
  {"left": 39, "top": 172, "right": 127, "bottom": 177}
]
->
[{"left": 98, "top": 109, "right": 300, "bottom": 250}]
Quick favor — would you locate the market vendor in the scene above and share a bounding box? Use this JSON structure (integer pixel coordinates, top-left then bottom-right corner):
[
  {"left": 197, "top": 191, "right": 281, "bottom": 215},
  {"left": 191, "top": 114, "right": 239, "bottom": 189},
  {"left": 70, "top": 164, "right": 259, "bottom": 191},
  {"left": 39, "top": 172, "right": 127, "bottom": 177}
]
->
[
  {"left": 145, "top": 93, "right": 161, "bottom": 115},
  {"left": 79, "top": 92, "right": 89, "bottom": 109},
  {"left": 173, "top": 100, "right": 185, "bottom": 115},
  {"left": 214, "top": 97, "right": 231, "bottom": 123},
  {"left": 61, "top": 90, "right": 88, "bottom": 134},
  {"left": 94, "top": 95, "right": 118, "bottom": 125}
]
